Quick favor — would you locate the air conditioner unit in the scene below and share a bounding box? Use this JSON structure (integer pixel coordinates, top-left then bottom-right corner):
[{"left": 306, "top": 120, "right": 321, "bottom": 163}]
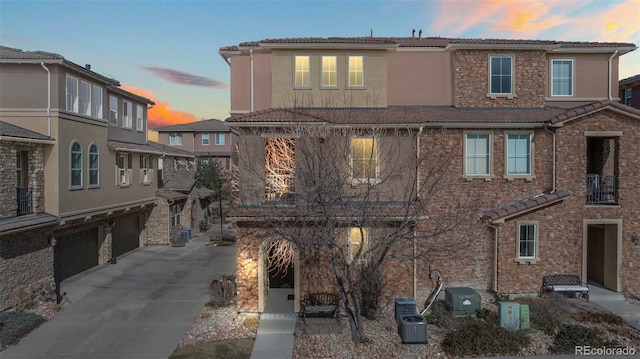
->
[
  {"left": 445, "top": 287, "right": 481, "bottom": 317},
  {"left": 395, "top": 297, "right": 417, "bottom": 324},
  {"left": 180, "top": 230, "right": 189, "bottom": 242},
  {"left": 399, "top": 315, "right": 427, "bottom": 344}
]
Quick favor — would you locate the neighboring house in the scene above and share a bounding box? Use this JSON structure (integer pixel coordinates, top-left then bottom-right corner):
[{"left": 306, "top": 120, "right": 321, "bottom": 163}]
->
[
  {"left": 219, "top": 36, "right": 640, "bottom": 315},
  {"left": 619, "top": 74, "right": 640, "bottom": 109},
  {"left": 0, "top": 46, "right": 162, "bottom": 309},
  {"left": 156, "top": 119, "right": 234, "bottom": 170}
]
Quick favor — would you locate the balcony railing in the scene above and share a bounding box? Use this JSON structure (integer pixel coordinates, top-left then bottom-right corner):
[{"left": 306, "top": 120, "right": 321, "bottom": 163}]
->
[
  {"left": 586, "top": 174, "right": 617, "bottom": 205},
  {"left": 17, "top": 187, "right": 32, "bottom": 215}
]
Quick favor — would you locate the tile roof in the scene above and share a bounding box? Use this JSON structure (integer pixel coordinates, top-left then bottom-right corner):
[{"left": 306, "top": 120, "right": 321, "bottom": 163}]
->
[
  {"left": 0, "top": 212, "right": 59, "bottom": 234},
  {"left": 162, "top": 178, "right": 196, "bottom": 192},
  {"left": 155, "top": 119, "right": 230, "bottom": 132},
  {"left": 107, "top": 140, "right": 195, "bottom": 157},
  {"left": 147, "top": 141, "right": 196, "bottom": 157},
  {"left": 156, "top": 189, "right": 188, "bottom": 201},
  {"left": 482, "top": 189, "right": 571, "bottom": 223},
  {"left": 548, "top": 100, "right": 640, "bottom": 126},
  {"left": 0, "top": 121, "right": 55, "bottom": 142},
  {"left": 0, "top": 46, "right": 63, "bottom": 60},
  {"left": 193, "top": 187, "right": 216, "bottom": 199},
  {"left": 619, "top": 74, "right": 640, "bottom": 87}
]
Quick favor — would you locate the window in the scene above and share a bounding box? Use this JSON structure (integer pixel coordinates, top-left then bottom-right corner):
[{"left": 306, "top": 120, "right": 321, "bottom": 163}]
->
[
  {"left": 79, "top": 81, "right": 91, "bottom": 116},
  {"left": 625, "top": 88, "right": 632, "bottom": 106},
  {"left": 140, "top": 154, "right": 152, "bottom": 184},
  {"left": 265, "top": 137, "right": 295, "bottom": 201},
  {"left": 92, "top": 85, "right": 103, "bottom": 118},
  {"left": 122, "top": 100, "right": 132, "bottom": 128},
  {"left": 517, "top": 223, "right": 538, "bottom": 259},
  {"left": 70, "top": 141, "right": 82, "bottom": 188},
  {"left": 489, "top": 56, "right": 513, "bottom": 95},
  {"left": 170, "top": 204, "right": 181, "bottom": 227},
  {"left": 506, "top": 133, "right": 532, "bottom": 176},
  {"left": 66, "top": 76, "right": 78, "bottom": 112},
  {"left": 169, "top": 133, "right": 183, "bottom": 145},
  {"left": 215, "top": 133, "right": 225, "bottom": 145},
  {"left": 89, "top": 144, "right": 99, "bottom": 186},
  {"left": 321, "top": 56, "right": 337, "bottom": 87},
  {"left": 465, "top": 133, "right": 491, "bottom": 177},
  {"left": 351, "top": 137, "right": 377, "bottom": 181},
  {"left": 551, "top": 59, "right": 573, "bottom": 96},
  {"left": 116, "top": 153, "right": 131, "bottom": 186},
  {"left": 348, "top": 56, "right": 364, "bottom": 87},
  {"left": 294, "top": 55, "right": 310, "bottom": 87},
  {"left": 109, "top": 96, "right": 118, "bottom": 124},
  {"left": 136, "top": 104, "right": 144, "bottom": 131},
  {"left": 350, "top": 227, "right": 369, "bottom": 262},
  {"left": 202, "top": 133, "right": 210, "bottom": 145}
]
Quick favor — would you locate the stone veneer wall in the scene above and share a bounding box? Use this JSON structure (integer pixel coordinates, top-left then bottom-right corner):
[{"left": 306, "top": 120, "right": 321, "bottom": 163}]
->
[
  {"left": 0, "top": 142, "right": 46, "bottom": 218},
  {"left": 147, "top": 199, "right": 170, "bottom": 245},
  {"left": 0, "top": 227, "right": 55, "bottom": 310}
]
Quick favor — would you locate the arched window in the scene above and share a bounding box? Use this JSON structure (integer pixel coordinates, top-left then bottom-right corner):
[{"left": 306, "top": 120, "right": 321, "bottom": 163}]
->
[
  {"left": 70, "top": 141, "right": 82, "bottom": 187},
  {"left": 89, "top": 144, "right": 99, "bottom": 186}
]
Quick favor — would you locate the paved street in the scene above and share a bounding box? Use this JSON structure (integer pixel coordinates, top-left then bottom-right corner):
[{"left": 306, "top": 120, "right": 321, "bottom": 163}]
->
[{"left": 2, "top": 232, "right": 236, "bottom": 359}]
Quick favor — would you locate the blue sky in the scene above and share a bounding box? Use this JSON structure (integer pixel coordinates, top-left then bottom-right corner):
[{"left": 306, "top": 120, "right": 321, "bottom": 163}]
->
[{"left": 1, "top": 0, "right": 639, "bottom": 130}]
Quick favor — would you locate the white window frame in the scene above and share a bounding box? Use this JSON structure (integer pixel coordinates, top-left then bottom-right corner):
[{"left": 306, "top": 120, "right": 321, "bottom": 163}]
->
[
  {"left": 140, "top": 154, "right": 152, "bottom": 184},
  {"left": 625, "top": 88, "right": 632, "bottom": 106},
  {"left": 79, "top": 80, "right": 91, "bottom": 116},
  {"left": 215, "top": 133, "right": 225, "bottom": 145},
  {"left": 202, "top": 133, "right": 210, "bottom": 145},
  {"left": 551, "top": 59, "right": 574, "bottom": 97},
  {"left": 88, "top": 143, "right": 99, "bottom": 187},
  {"left": 122, "top": 100, "right": 132, "bottom": 128},
  {"left": 488, "top": 55, "right": 514, "bottom": 96},
  {"left": 170, "top": 204, "right": 182, "bottom": 227},
  {"left": 109, "top": 95, "right": 118, "bottom": 125},
  {"left": 347, "top": 56, "right": 364, "bottom": 88},
  {"left": 463, "top": 132, "right": 493, "bottom": 180},
  {"left": 136, "top": 104, "right": 144, "bottom": 131},
  {"left": 321, "top": 55, "right": 337, "bottom": 88},
  {"left": 349, "top": 227, "right": 369, "bottom": 263},
  {"left": 294, "top": 55, "right": 311, "bottom": 88},
  {"left": 351, "top": 136, "right": 378, "bottom": 183},
  {"left": 116, "top": 153, "right": 131, "bottom": 186},
  {"left": 516, "top": 221, "right": 539, "bottom": 262},
  {"left": 70, "top": 141, "right": 83, "bottom": 188},
  {"left": 66, "top": 75, "right": 78, "bottom": 112},
  {"left": 92, "top": 85, "right": 103, "bottom": 118},
  {"left": 169, "top": 133, "right": 183, "bottom": 146},
  {"left": 504, "top": 132, "right": 535, "bottom": 180}
]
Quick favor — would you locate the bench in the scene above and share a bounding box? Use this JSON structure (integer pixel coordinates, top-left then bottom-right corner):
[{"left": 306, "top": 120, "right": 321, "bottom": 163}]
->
[
  {"left": 300, "top": 293, "right": 340, "bottom": 320},
  {"left": 540, "top": 274, "right": 589, "bottom": 301}
]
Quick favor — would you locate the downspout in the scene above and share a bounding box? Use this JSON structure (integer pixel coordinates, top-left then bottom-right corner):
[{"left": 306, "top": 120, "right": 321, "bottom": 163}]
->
[
  {"left": 608, "top": 50, "right": 619, "bottom": 101},
  {"left": 487, "top": 223, "right": 500, "bottom": 292},
  {"left": 250, "top": 49, "right": 254, "bottom": 112},
  {"left": 413, "top": 126, "right": 423, "bottom": 300},
  {"left": 543, "top": 123, "right": 556, "bottom": 193},
  {"left": 40, "top": 63, "right": 51, "bottom": 137}
]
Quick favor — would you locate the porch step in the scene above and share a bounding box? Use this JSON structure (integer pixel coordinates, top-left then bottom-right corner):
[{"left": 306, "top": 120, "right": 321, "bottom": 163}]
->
[
  {"left": 260, "top": 313, "right": 298, "bottom": 320},
  {"left": 588, "top": 290, "right": 626, "bottom": 302}
]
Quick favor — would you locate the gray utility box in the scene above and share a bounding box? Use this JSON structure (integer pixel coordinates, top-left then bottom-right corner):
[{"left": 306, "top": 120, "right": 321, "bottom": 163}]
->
[
  {"left": 498, "top": 301, "right": 521, "bottom": 331},
  {"left": 445, "top": 287, "right": 481, "bottom": 317},
  {"left": 399, "top": 315, "right": 427, "bottom": 344},
  {"left": 395, "top": 297, "right": 417, "bottom": 324}
]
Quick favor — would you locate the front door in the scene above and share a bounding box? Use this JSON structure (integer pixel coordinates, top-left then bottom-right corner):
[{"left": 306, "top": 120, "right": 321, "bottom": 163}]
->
[{"left": 584, "top": 221, "right": 620, "bottom": 291}]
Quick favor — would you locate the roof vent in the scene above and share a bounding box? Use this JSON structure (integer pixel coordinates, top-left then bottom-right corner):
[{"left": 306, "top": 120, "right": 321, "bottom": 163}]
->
[{"left": 85, "top": 64, "right": 91, "bottom": 70}]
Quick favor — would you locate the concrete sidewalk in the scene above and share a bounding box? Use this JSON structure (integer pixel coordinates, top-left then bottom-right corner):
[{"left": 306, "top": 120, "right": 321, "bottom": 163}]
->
[
  {"left": 250, "top": 288, "right": 296, "bottom": 359},
  {"left": 2, "top": 231, "right": 236, "bottom": 359}
]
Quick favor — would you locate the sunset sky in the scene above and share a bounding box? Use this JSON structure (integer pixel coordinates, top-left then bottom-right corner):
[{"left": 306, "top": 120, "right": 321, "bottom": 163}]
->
[{"left": 1, "top": 0, "right": 639, "bottom": 132}]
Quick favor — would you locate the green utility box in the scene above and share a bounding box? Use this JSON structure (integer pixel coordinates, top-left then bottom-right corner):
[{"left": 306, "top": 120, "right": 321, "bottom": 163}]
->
[
  {"left": 519, "top": 304, "right": 530, "bottom": 330},
  {"left": 444, "top": 287, "right": 481, "bottom": 317}
]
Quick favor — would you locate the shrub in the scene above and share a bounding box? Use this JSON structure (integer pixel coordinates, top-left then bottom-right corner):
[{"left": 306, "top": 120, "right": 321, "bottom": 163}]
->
[
  {"left": 0, "top": 312, "right": 45, "bottom": 347},
  {"left": 571, "top": 312, "right": 623, "bottom": 325},
  {"left": 516, "top": 293, "right": 571, "bottom": 335},
  {"left": 207, "top": 275, "right": 236, "bottom": 309},
  {"left": 549, "top": 324, "right": 608, "bottom": 354},
  {"left": 441, "top": 317, "right": 530, "bottom": 357},
  {"left": 423, "top": 300, "right": 457, "bottom": 331}
]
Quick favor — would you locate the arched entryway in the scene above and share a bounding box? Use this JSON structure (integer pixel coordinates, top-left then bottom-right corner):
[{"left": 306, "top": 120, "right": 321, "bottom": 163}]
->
[{"left": 258, "top": 237, "right": 300, "bottom": 313}]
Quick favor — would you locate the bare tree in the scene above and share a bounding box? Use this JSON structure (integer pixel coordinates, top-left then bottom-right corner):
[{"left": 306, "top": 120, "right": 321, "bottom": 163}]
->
[{"left": 232, "top": 110, "right": 478, "bottom": 342}]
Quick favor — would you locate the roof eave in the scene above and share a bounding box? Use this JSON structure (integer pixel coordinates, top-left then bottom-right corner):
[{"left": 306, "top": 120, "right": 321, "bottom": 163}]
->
[{"left": 445, "top": 43, "right": 559, "bottom": 51}]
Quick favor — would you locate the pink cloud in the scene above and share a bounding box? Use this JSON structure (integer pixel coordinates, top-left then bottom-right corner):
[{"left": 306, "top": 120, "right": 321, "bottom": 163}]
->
[{"left": 120, "top": 85, "right": 198, "bottom": 130}]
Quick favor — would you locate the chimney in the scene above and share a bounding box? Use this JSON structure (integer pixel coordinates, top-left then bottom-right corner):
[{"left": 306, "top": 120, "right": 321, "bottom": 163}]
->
[
  {"left": 419, "top": 29, "right": 422, "bottom": 39},
  {"left": 412, "top": 29, "right": 415, "bottom": 39},
  {"left": 85, "top": 64, "right": 91, "bottom": 70}
]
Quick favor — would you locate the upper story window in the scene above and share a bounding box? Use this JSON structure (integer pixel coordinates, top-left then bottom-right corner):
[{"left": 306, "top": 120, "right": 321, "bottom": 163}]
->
[
  {"left": 109, "top": 95, "right": 118, "bottom": 125},
  {"left": 202, "top": 133, "right": 210, "bottom": 145},
  {"left": 92, "top": 85, "right": 103, "bottom": 118},
  {"left": 116, "top": 153, "right": 132, "bottom": 186},
  {"left": 169, "top": 133, "right": 183, "bottom": 145},
  {"left": 464, "top": 132, "right": 492, "bottom": 178},
  {"left": 351, "top": 137, "right": 377, "bottom": 182},
  {"left": 170, "top": 204, "right": 182, "bottom": 227},
  {"left": 294, "top": 55, "right": 310, "bottom": 87},
  {"left": 122, "top": 100, "right": 132, "bottom": 128},
  {"left": 489, "top": 55, "right": 513, "bottom": 95},
  {"left": 140, "top": 154, "right": 152, "bottom": 184},
  {"left": 89, "top": 144, "right": 99, "bottom": 187},
  {"left": 321, "top": 56, "right": 337, "bottom": 87},
  {"left": 70, "top": 141, "right": 83, "bottom": 188},
  {"left": 551, "top": 59, "right": 573, "bottom": 96},
  {"left": 625, "top": 88, "right": 632, "bottom": 106},
  {"left": 517, "top": 222, "right": 538, "bottom": 260},
  {"left": 265, "top": 137, "right": 295, "bottom": 201},
  {"left": 215, "top": 133, "right": 225, "bottom": 145},
  {"left": 136, "top": 104, "right": 144, "bottom": 132},
  {"left": 349, "top": 227, "right": 369, "bottom": 262},
  {"left": 79, "top": 81, "right": 91, "bottom": 116},
  {"left": 505, "top": 133, "right": 533, "bottom": 178},
  {"left": 348, "top": 56, "right": 364, "bottom": 87},
  {"left": 66, "top": 76, "right": 78, "bottom": 112}
]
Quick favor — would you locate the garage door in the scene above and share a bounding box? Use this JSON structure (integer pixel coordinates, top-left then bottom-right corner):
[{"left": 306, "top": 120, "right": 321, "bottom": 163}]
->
[
  {"left": 54, "top": 228, "right": 98, "bottom": 282},
  {"left": 112, "top": 216, "right": 140, "bottom": 258}
]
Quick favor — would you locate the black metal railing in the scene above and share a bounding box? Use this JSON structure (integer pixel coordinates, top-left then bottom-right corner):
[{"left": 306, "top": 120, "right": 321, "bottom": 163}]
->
[
  {"left": 586, "top": 174, "right": 617, "bottom": 204},
  {"left": 17, "top": 187, "right": 32, "bottom": 215}
]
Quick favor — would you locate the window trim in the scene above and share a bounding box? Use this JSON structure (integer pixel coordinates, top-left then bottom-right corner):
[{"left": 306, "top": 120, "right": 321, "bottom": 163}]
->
[
  {"left": 66, "top": 75, "right": 79, "bottom": 112},
  {"left": 463, "top": 131, "right": 494, "bottom": 180},
  {"left": 70, "top": 141, "right": 83, "bottom": 189},
  {"left": 503, "top": 131, "right": 535, "bottom": 181},
  {"left": 136, "top": 104, "right": 144, "bottom": 132},
  {"left": 170, "top": 204, "right": 182, "bottom": 227},
  {"left": 321, "top": 55, "right": 338, "bottom": 88},
  {"left": 624, "top": 88, "right": 632, "bottom": 106},
  {"left": 350, "top": 136, "right": 379, "bottom": 184},
  {"left": 122, "top": 100, "right": 133, "bottom": 128},
  {"left": 488, "top": 54, "right": 515, "bottom": 98},
  {"left": 516, "top": 221, "right": 539, "bottom": 263},
  {"left": 202, "top": 133, "right": 210, "bottom": 146},
  {"left": 550, "top": 58, "right": 574, "bottom": 97},
  {"left": 169, "top": 133, "right": 183, "bottom": 146},
  {"left": 347, "top": 55, "right": 364, "bottom": 88},
  {"left": 92, "top": 85, "right": 103, "bottom": 119},
  {"left": 293, "top": 55, "right": 311, "bottom": 88},
  {"left": 349, "top": 226, "right": 369, "bottom": 263},
  {"left": 116, "top": 153, "right": 131, "bottom": 187},
  {"left": 109, "top": 95, "right": 118, "bottom": 125},
  {"left": 79, "top": 80, "right": 91, "bottom": 116},
  {"left": 140, "top": 154, "right": 152, "bottom": 185},
  {"left": 214, "top": 132, "right": 225, "bottom": 145},
  {"left": 88, "top": 143, "right": 100, "bottom": 188}
]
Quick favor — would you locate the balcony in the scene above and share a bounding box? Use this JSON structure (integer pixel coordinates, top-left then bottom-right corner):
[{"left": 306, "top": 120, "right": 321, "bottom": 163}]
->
[
  {"left": 17, "top": 187, "right": 32, "bottom": 215},
  {"left": 586, "top": 174, "right": 617, "bottom": 205}
]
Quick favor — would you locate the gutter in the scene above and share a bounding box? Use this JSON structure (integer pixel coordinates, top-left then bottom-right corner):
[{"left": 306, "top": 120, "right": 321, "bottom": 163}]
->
[
  {"left": 487, "top": 223, "right": 500, "bottom": 293},
  {"left": 250, "top": 49, "right": 254, "bottom": 112},
  {"left": 543, "top": 123, "right": 557, "bottom": 193},
  {"left": 40, "top": 62, "right": 51, "bottom": 137},
  {"left": 0, "top": 136, "right": 55, "bottom": 144},
  {"left": 608, "top": 50, "right": 619, "bottom": 101}
]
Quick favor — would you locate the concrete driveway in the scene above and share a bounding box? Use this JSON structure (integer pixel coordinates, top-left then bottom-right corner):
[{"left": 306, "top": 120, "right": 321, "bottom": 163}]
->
[{"left": 2, "top": 232, "right": 236, "bottom": 359}]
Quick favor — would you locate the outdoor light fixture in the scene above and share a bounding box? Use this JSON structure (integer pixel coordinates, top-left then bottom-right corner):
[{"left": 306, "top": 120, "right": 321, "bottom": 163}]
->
[
  {"left": 247, "top": 252, "right": 253, "bottom": 262},
  {"left": 632, "top": 233, "right": 639, "bottom": 246}
]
